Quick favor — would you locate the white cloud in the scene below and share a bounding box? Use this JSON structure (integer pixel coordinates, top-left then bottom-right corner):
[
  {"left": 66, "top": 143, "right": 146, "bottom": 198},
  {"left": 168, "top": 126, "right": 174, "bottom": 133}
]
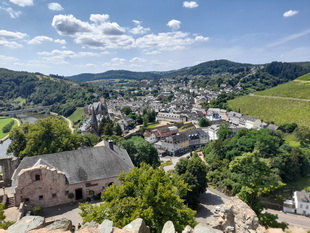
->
[
  {"left": 111, "top": 57, "right": 126, "bottom": 63},
  {"left": 183, "top": 1, "right": 198, "bottom": 8},
  {"left": 283, "top": 10, "right": 299, "bottom": 17},
  {"left": 195, "top": 35, "right": 209, "bottom": 42},
  {"left": 9, "top": 0, "right": 33, "bottom": 7},
  {"left": 0, "top": 7, "right": 22, "bottom": 18},
  {"left": 52, "top": 14, "right": 93, "bottom": 36},
  {"left": 0, "top": 29, "right": 27, "bottom": 40},
  {"left": 90, "top": 14, "right": 110, "bottom": 24},
  {"left": 28, "top": 36, "right": 67, "bottom": 45},
  {"left": 167, "top": 19, "right": 181, "bottom": 31},
  {"left": 86, "top": 63, "right": 96, "bottom": 67},
  {"left": 130, "top": 20, "right": 150, "bottom": 35},
  {"left": 103, "top": 57, "right": 126, "bottom": 67},
  {"left": 48, "top": 3, "right": 64, "bottom": 11},
  {"left": 51, "top": 14, "right": 208, "bottom": 52},
  {"left": 28, "top": 36, "right": 53, "bottom": 44},
  {"left": 0, "top": 55, "right": 19, "bottom": 63},
  {"left": 54, "top": 39, "right": 66, "bottom": 45},
  {"left": 136, "top": 31, "right": 208, "bottom": 52},
  {"left": 267, "top": 29, "right": 310, "bottom": 47},
  {"left": 130, "top": 57, "right": 146, "bottom": 63},
  {"left": 0, "top": 40, "right": 23, "bottom": 48}
]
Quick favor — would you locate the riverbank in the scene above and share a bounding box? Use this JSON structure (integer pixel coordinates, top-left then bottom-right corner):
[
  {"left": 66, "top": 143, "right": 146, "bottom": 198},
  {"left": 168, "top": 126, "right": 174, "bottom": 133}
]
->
[{"left": 0, "top": 117, "right": 21, "bottom": 142}]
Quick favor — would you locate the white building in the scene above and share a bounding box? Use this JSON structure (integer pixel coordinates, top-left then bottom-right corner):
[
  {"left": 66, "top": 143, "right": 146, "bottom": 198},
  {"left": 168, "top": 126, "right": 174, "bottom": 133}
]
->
[{"left": 294, "top": 190, "right": 310, "bottom": 216}]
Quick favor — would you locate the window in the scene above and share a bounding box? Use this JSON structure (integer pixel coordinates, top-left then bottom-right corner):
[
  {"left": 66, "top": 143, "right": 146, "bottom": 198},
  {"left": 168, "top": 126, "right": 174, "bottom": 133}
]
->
[
  {"left": 35, "top": 175, "right": 41, "bottom": 181},
  {"left": 300, "top": 204, "right": 303, "bottom": 208},
  {"left": 52, "top": 193, "right": 57, "bottom": 198},
  {"left": 25, "top": 198, "right": 29, "bottom": 202},
  {"left": 65, "top": 191, "right": 69, "bottom": 195},
  {"left": 306, "top": 205, "right": 309, "bottom": 210},
  {"left": 39, "top": 195, "right": 43, "bottom": 200}
]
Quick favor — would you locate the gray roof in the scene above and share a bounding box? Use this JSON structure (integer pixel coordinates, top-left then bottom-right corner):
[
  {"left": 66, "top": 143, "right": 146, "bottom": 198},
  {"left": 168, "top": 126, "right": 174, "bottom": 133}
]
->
[
  {"left": 296, "top": 190, "right": 310, "bottom": 203},
  {"left": 12, "top": 142, "right": 134, "bottom": 191}
]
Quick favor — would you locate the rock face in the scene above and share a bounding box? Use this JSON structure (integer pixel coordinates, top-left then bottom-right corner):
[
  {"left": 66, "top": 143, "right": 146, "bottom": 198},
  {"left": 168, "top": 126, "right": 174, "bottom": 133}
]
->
[
  {"left": 99, "top": 219, "right": 113, "bottom": 233},
  {"left": 193, "top": 223, "right": 222, "bottom": 233},
  {"left": 209, "top": 198, "right": 266, "bottom": 233},
  {"left": 7, "top": 216, "right": 45, "bottom": 233},
  {"left": 122, "top": 218, "right": 150, "bottom": 233},
  {"left": 46, "top": 218, "right": 72, "bottom": 231}
]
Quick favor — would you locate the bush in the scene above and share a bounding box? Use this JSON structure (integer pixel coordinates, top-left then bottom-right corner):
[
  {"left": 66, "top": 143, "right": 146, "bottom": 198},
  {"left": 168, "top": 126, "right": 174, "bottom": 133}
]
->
[
  {"left": 2, "top": 120, "right": 14, "bottom": 133},
  {"left": 32, "top": 206, "right": 43, "bottom": 216},
  {"left": 259, "top": 213, "right": 288, "bottom": 231}
]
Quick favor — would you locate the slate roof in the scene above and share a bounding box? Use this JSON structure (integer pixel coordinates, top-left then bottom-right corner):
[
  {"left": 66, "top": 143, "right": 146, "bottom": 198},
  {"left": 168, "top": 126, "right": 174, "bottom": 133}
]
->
[
  {"left": 11, "top": 141, "right": 134, "bottom": 192},
  {"left": 295, "top": 190, "right": 310, "bottom": 203}
]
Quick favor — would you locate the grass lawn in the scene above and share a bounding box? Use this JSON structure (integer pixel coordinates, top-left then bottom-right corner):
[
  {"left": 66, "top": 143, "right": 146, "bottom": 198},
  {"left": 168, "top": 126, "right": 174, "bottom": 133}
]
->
[
  {"left": 68, "top": 108, "right": 84, "bottom": 123},
  {"left": 0, "top": 117, "right": 18, "bottom": 139},
  {"left": 228, "top": 96, "right": 310, "bottom": 127},
  {"left": 144, "top": 122, "right": 160, "bottom": 129},
  {"left": 283, "top": 133, "right": 301, "bottom": 147}
]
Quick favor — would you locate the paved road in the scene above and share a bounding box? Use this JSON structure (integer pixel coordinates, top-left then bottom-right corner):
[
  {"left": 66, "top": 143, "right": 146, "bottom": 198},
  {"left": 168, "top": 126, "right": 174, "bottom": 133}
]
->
[
  {"left": 266, "top": 209, "right": 310, "bottom": 230},
  {"left": 195, "top": 188, "right": 231, "bottom": 224}
]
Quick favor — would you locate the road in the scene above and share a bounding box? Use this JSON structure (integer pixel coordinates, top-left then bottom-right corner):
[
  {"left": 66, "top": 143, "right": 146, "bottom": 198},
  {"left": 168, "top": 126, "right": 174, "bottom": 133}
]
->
[
  {"left": 0, "top": 106, "right": 50, "bottom": 115},
  {"left": 266, "top": 209, "right": 310, "bottom": 230}
]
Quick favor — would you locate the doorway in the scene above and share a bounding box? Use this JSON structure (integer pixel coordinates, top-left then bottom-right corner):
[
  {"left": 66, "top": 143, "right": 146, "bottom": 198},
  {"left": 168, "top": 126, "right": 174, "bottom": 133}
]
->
[{"left": 75, "top": 188, "right": 83, "bottom": 200}]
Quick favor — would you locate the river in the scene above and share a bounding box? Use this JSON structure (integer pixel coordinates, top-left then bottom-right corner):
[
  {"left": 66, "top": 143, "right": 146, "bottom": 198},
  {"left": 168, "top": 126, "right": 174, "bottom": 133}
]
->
[{"left": 0, "top": 113, "right": 50, "bottom": 158}]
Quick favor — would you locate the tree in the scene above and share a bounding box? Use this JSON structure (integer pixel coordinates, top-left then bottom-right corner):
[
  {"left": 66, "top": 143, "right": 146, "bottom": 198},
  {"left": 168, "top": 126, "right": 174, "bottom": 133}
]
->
[
  {"left": 175, "top": 156, "right": 208, "bottom": 209},
  {"left": 217, "top": 122, "right": 232, "bottom": 140},
  {"left": 0, "top": 203, "right": 15, "bottom": 229},
  {"left": 79, "top": 163, "right": 196, "bottom": 233},
  {"left": 229, "top": 151, "right": 284, "bottom": 214},
  {"left": 121, "top": 106, "right": 133, "bottom": 115},
  {"left": 82, "top": 133, "right": 99, "bottom": 147},
  {"left": 103, "top": 124, "right": 113, "bottom": 136},
  {"left": 121, "top": 136, "right": 160, "bottom": 167},
  {"left": 113, "top": 123, "right": 123, "bottom": 136},
  {"left": 198, "top": 118, "right": 210, "bottom": 127},
  {"left": 8, "top": 117, "right": 83, "bottom": 157},
  {"left": 296, "top": 127, "right": 310, "bottom": 147}
]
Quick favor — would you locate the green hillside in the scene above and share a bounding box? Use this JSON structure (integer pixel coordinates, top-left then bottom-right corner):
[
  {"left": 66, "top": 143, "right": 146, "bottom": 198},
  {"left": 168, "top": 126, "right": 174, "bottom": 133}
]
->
[{"left": 228, "top": 73, "right": 310, "bottom": 127}]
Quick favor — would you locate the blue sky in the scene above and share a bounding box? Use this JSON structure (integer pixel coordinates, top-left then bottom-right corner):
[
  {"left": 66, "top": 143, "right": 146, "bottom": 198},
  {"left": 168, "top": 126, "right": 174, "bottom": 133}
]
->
[{"left": 0, "top": 0, "right": 309, "bottom": 76}]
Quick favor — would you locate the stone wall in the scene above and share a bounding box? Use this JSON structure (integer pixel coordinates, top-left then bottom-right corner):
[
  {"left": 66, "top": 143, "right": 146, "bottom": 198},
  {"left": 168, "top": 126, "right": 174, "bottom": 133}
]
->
[{"left": 14, "top": 165, "right": 119, "bottom": 207}]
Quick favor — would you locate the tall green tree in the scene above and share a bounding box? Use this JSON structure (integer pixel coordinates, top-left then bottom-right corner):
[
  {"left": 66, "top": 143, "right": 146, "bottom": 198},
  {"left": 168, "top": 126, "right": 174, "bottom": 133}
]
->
[
  {"left": 175, "top": 156, "right": 208, "bottom": 209},
  {"left": 79, "top": 163, "right": 196, "bottom": 233},
  {"left": 8, "top": 117, "right": 83, "bottom": 157},
  {"left": 198, "top": 118, "right": 210, "bottom": 127},
  {"left": 121, "top": 136, "right": 160, "bottom": 167},
  {"left": 229, "top": 150, "right": 284, "bottom": 213},
  {"left": 113, "top": 123, "right": 123, "bottom": 136}
]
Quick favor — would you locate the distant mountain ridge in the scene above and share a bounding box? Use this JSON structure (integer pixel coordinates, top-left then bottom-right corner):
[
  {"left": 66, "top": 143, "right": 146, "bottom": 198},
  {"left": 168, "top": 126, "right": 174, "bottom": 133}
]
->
[{"left": 65, "top": 59, "right": 310, "bottom": 82}]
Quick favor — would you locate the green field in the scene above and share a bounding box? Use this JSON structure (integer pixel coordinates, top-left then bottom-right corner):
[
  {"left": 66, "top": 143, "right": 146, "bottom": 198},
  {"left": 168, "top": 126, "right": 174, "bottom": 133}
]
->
[
  {"left": 228, "top": 96, "right": 310, "bottom": 127},
  {"left": 255, "top": 81, "right": 310, "bottom": 99},
  {"left": 228, "top": 74, "right": 310, "bottom": 127},
  {"left": 68, "top": 108, "right": 85, "bottom": 124},
  {"left": 0, "top": 117, "right": 18, "bottom": 139},
  {"left": 297, "top": 72, "right": 310, "bottom": 81},
  {"left": 283, "top": 133, "right": 301, "bottom": 147}
]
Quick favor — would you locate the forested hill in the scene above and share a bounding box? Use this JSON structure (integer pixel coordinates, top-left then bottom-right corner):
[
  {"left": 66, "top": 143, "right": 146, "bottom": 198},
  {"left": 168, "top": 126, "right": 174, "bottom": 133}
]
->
[
  {"left": 66, "top": 70, "right": 168, "bottom": 82},
  {"left": 0, "top": 68, "right": 112, "bottom": 117},
  {"left": 65, "top": 59, "right": 310, "bottom": 84}
]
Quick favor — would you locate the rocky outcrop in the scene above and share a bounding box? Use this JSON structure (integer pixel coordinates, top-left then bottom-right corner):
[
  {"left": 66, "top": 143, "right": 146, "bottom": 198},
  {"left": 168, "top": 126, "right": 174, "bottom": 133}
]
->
[
  {"left": 4, "top": 197, "right": 266, "bottom": 233},
  {"left": 161, "top": 221, "right": 175, "bottom": 233},
  {"left": 46, "top": 218, "right": 72, "bottom": 231},
  {"left": 122, "top": 218, "right": 150, "bottom": 233},
  {"left": 7, "top": 216, "right": 45, "bottom": 233},
  {"left": 209, "top": 198, "right": 266, "bottom": 233}
]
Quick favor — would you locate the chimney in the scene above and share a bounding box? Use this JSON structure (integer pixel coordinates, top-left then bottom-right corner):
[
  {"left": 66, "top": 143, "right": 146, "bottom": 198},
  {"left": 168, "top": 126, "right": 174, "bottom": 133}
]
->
[{"left": 108, "top": 140, "right": 114, "bottom": 150}]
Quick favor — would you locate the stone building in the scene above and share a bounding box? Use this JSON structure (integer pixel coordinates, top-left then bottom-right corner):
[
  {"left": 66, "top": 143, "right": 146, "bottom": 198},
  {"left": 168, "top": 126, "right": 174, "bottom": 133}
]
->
[{"left": 11, "top": 140, "right": 133, "bottom": 207}]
